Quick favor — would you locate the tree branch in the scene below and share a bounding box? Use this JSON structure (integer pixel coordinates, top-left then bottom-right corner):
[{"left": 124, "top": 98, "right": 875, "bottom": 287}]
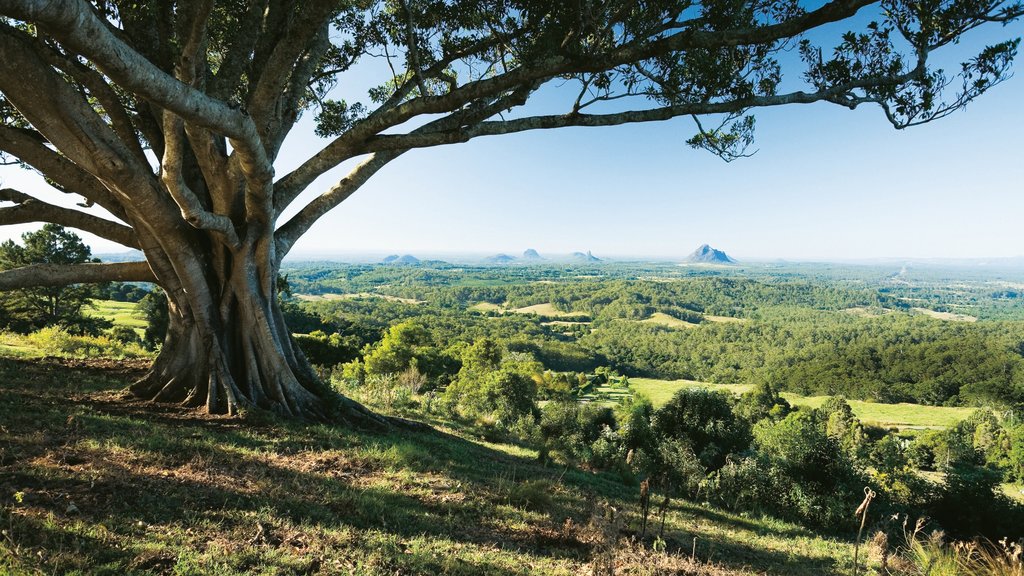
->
[
  {"left": 0, "top": 188, "right": 139, "bottom": 248},
  {"left": 354, "top": 69, "right": 926, "bottom": 153},
  {"left": 0, "top": 261, "right": 155, "bottom": 289},
  {"left": 0, "top": 124, "right": 127, "bottom": 220},
  {"left": 272, "top": 0, "right": 879, "bottom": 209},
  {"left": 0, "top": 0, "right": 273, "bottom": 201},
  {"left": 161, "top": 114, "right": 240, "bottom": 248},
  {"left": 209, "top": 0, "right": 269, "bottom": 100},
  {"left": 0, "top": 23, "right": 149, "bottom": 185},
  {"left": 38, "top": 41, "right": 148, "bottom": 167}
]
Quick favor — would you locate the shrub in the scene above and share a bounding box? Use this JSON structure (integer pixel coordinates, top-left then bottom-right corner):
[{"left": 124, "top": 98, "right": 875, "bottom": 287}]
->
[
  {"left": 539, "top": 400, "right": 616, "bottom": 466},
  {"left": 108, "top": 325, "right": 142, "bottom": 345},
  {"left": 748, "top": 411, "right": 865, "bottom": 530},
  {"left": 25, "top": 326, "right": 149, "bottom": 358},
  {"left": 361, "top": 373, "right": 413, "bottom": 411},
  {"left": 651, "top": 388, "right": 747, "bottom": 472},
  {"left": 293, "top": 330, "right": 360, "bottom": 366},
  {"left": 506, "top": 479, "right": 554, "bottom": 512}
]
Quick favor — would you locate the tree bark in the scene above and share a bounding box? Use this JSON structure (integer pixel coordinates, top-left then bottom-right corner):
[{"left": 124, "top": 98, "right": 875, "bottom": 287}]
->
[{"left": 128, "top": 244, "right": 387, "bottom": 426}]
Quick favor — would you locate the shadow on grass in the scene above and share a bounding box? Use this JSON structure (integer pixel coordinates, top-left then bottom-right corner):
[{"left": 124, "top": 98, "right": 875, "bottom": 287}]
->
[{"left": 1, "top": 356, "right": 850, "bottom": 575}]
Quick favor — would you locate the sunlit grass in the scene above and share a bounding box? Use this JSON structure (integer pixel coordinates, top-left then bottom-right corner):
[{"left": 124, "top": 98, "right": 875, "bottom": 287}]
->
[
  {"left": 0, "top": 355, "right": 864, "bottom": 575},
  {"left": 629, "top": 378, "right": 976, "bottom": 429},
  {"left": 84, "top": 299, "right": 147, "bottom": 329}
]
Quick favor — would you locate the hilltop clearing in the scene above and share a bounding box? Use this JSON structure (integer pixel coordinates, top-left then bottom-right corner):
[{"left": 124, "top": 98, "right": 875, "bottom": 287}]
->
[{"left": 0, "top": 356, "right": 865, "bottom": 575}]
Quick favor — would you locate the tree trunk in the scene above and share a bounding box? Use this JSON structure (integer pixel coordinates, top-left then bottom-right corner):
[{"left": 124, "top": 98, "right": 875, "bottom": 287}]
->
[{"left": 128, "top": 244, "right": 386, "bottom": 426}]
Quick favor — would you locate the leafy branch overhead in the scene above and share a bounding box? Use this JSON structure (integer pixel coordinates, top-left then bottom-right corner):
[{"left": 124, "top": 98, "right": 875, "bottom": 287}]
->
[
  {"left": 0, "top": 0, "right": 1018, "bottom": 263},
  {"left": 0, "top": 0, "right": 1018, "bottom": 418}
]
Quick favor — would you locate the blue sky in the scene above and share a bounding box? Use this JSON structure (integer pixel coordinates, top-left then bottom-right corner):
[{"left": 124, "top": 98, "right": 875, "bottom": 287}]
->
[{"left": 2, "top": 12, "right": 1022, "bottom": 261}]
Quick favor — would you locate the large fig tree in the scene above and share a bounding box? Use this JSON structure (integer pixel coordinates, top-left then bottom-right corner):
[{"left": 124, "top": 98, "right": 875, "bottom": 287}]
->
[{"left": 0, "top": 0, "right": 1019, "bottom": 420}]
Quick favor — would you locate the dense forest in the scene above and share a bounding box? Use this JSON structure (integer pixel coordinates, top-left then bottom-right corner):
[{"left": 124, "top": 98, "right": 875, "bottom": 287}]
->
[{"left": 283, "top": 261, "right": 1024, "bottom": 408}]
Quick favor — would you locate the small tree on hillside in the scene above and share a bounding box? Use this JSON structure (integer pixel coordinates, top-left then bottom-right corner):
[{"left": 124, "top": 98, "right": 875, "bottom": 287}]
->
[
  {"left": 0, "top": 1, "right": 1020, "bottom": 420},
  {"left": 0, "top": 223, "right": 100, "bottom": 332}
]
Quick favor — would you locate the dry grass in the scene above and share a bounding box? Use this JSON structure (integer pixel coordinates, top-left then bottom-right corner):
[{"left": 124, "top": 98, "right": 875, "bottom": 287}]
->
[
  {"left": 510, "top": 302, "right": 589, "bottom": 318},
  {"left": 296, "top": 292, "right": 424, "bottom": 304},
  {"left": 703, "top": 315, "right": 748, "bottom": 324},
  {"left": 641, "top": 313, "right": 699, "bottom": 329},
  {"left": 911, "top": 307, "right": 978, "bottom": 322}
]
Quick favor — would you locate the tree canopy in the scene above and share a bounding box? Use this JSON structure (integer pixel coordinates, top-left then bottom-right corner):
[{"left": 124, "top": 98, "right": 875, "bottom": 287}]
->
[{"left": 0, "top": 0, "right": 1020, "bottom": 419}]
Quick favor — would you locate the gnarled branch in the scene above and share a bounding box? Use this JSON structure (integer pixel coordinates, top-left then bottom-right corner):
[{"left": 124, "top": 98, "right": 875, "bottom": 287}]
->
[
  {"left": 0, "top": 188, "right": 139, "bottom": 248},
  {"left": 0, "top": 0, "right": 273, "bottom": 197},
  {"left": 0, "top": 261, "right": 155, "bottom": 289}
]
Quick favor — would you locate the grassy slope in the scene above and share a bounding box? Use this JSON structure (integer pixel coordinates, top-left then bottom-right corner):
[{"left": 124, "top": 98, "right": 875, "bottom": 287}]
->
[
  {"left": 640, "top": 313, "right": 698, "bottom": 329},
  {"left": 83, "top": 300, "right": 147, "bottom": 330},
  {"left": 0, "top": 357, "right": 863, "bottom": 575},
  {"left": 629, "top": 378, "right": 976, "bottom": 429}
]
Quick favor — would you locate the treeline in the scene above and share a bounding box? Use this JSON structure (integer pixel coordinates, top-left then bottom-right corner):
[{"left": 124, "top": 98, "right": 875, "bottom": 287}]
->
[
  {"left": 581, "top": 313, "right": 1024, "bottom": 407},
  {"left": 393, "top": 276, "right": 899, "bottom": 318},
  {"left": 288, "top": 291, "right": 1024, "bottom": 408}
]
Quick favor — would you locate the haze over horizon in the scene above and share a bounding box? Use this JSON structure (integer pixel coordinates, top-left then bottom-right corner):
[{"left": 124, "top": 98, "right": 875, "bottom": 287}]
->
[{"left": 3, "top": 18, "right": 1022, "bottom": 263}]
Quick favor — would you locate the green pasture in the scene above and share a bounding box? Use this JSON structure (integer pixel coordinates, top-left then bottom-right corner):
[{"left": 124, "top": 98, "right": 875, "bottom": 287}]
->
[
  {"left": 629, "top": 377, "right": 977, "bottom": 429},
  {"left": 84, "top": 299, "right": 147, "bottom": 329}
]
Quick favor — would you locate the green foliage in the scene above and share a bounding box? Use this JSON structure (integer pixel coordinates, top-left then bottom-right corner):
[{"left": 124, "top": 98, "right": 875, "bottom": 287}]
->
[
  {"left": 108, "top": 325, "right": 142, "bottom": 346},
  {"left": 441, "top": 339, "right": 539, "bottom": 425},
  {"left": 94, "top": 282, "right": 149, "bottom": 303},
  {"left": 817, "top": 397, "right": 869, "bottom": 462},
  {"left": 293, "top": 330, "right": 361, "bottom": 367},
  {"left": 538, "top": 399, "right": 616, "bottom": 466},
  {"left": 23, "top": 326, "right": 149, "bottom": 358},
  {"left": 0, "top": 224, "right": 101, "bottom": 334},
  {"left": 931, "top": 464, "right": 1024, "bottom": 539},
  {"left": 746, "top": 411, "right": 865, "bottom": 530},
  {"left": 651, "top": 388, "right": 747, "bottom": 473},
  {"left": 734, "top": 380, "right": 791, "bottom": 424},
  {"left": 137, "top": 291, "right": 168, "bottom": 350},
  {"left": 1009, "top": 424, "right": 1024, "bottom": 483}
]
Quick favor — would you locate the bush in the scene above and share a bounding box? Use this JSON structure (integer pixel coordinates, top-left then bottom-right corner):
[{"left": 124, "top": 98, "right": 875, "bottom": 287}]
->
[
  {"left": 506, "top": 479, "right": 554, "bottom": 512},
  {"left": 25, "top": 326, "right": 149, "bottom": 358},
  {"left": 443, "top": 368, "right": 538, "bottom": 423},
  {"left": 360, "top": 373, "right": 413, "bottom": 411},
  {"left": 293, "top": 330, "right": 360, "bottom": 366},
  {"left": 651, "top": 388, "right": 747, "bottom": 472},
  {"left": 108, "top": 325, "right": 142, "bottom": 345},
  {"left": 539, "top": 400, "right": 616, "bottom": 466},
  {"left": 930, "top": 464, "right": 1024, "bottom": 539},
  {"left": 747, "top": 410, "right": 865, "bottom": 530}
]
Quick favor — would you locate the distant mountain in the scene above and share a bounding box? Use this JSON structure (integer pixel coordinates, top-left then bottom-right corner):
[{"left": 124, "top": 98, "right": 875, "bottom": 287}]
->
[
  {"left": 685, "top": 244, "right": 735, "bottom": 264},
  {"left": 571, "top": 250, "right": 601, "bottom": 263},
  {"left": 383, "top": 254, "right": 420, "bottom": 265},
  {"left": 486, "top": 253, "right": 516, "bottom": 264},
  {"left": 522, "top": 248, "right": 542, "bottom": 260}
]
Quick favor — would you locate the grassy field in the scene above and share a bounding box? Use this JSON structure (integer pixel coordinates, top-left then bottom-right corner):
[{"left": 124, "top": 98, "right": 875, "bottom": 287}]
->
[
  {"left": 640, "top": 312, "right": 698, "bottom": 329},
  {"left": 0, "top": 356, "right": 866, "bottom": 575},
  {"left": 83, "top": 299, "right": 147, "bottom": 339},
  {"left": 703, "top": 315, "right": 748, "bottom": 324},
  {"left": 629, "top": 378, "right": 977, "bottom": 429},
  {"left": 510, "top": 303, "right": 589, "bottom": 318},
  {"left": 911, "top": 307, "right": 978, "bottom": 323},
  {"left": 297, "top": 293, "right": 425, "bottom": 304}
]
